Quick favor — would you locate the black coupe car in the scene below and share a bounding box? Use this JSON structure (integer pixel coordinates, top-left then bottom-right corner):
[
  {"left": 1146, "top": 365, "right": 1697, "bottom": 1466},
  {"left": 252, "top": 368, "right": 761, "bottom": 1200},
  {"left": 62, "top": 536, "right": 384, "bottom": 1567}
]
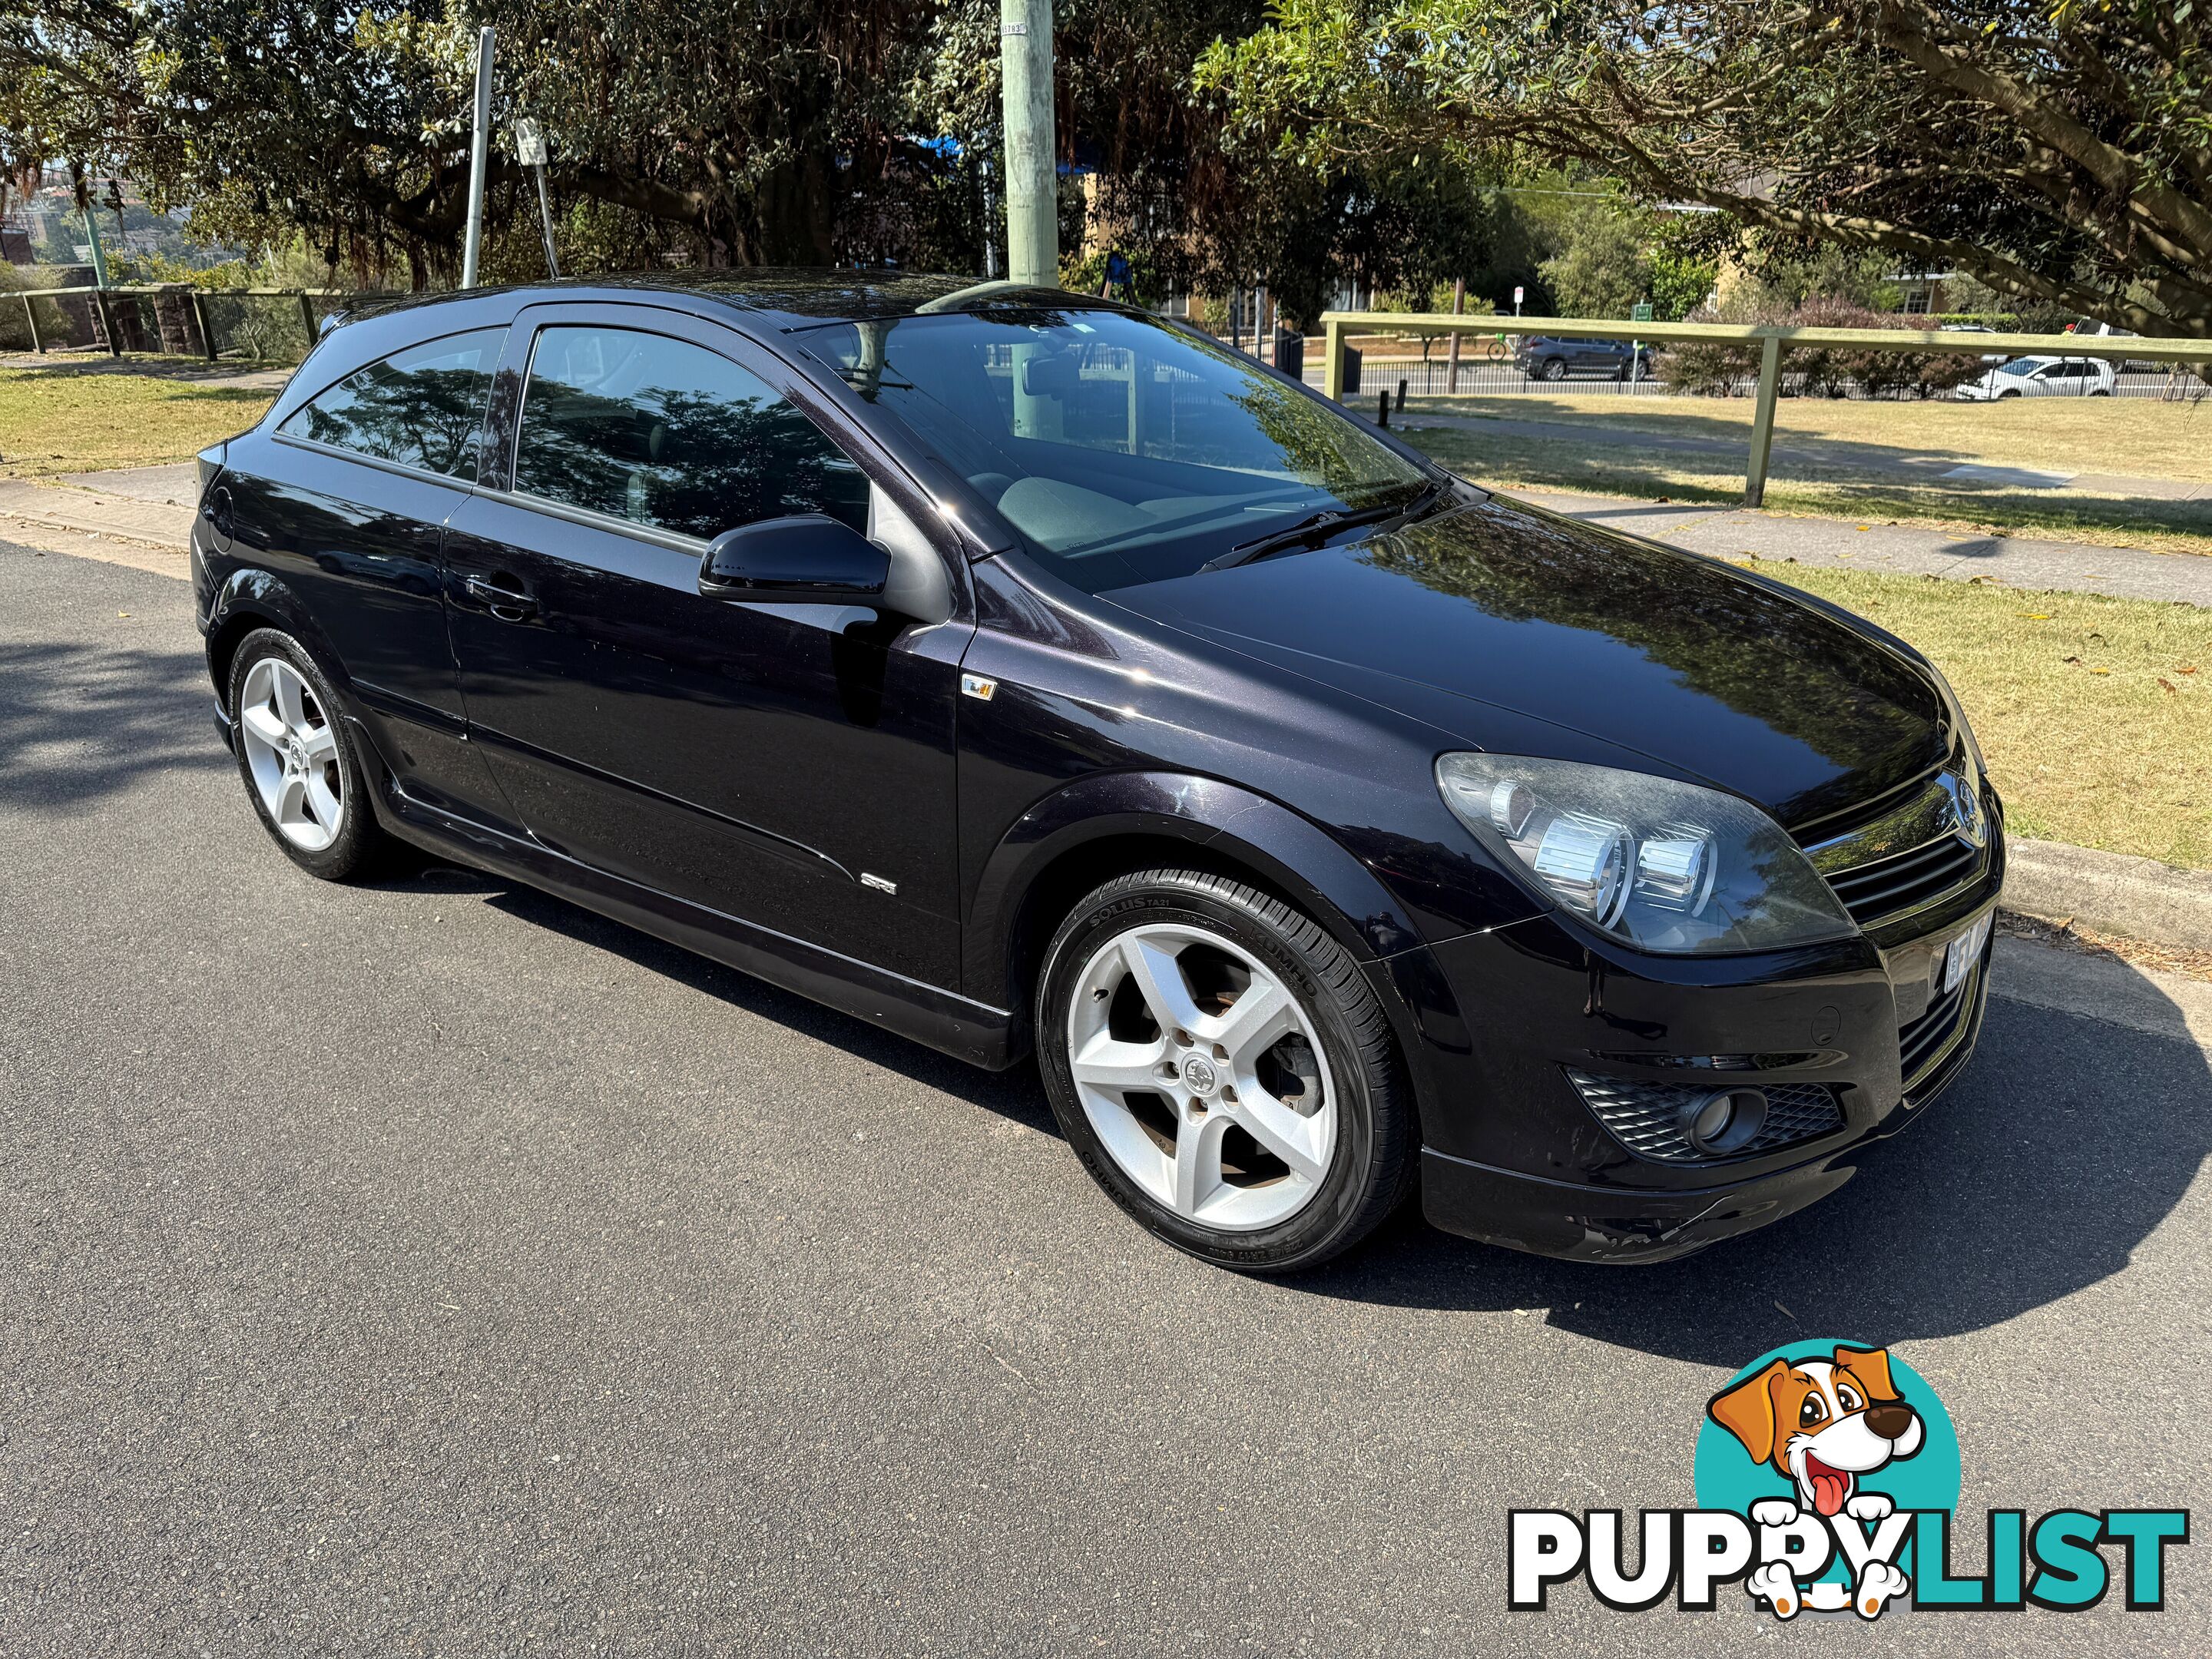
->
[{"left": 191, "top": 273, "right": 1999, "bottom": 1273}]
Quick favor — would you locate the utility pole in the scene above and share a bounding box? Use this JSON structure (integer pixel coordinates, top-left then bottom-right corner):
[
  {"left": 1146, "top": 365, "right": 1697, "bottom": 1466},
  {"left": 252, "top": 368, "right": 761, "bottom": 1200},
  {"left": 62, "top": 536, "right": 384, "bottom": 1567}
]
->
[
  {"left": 460, "top": 27, "right": 495, "bottom": 289},
  {"left": 998, "top": 0, "right": 1056, "bottom": 287}
]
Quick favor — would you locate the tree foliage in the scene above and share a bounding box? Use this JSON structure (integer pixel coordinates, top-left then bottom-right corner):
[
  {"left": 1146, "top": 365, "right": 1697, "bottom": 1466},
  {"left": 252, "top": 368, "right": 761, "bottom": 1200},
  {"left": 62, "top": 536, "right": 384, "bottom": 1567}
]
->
[
  {"left": 1199, "top": 0, "right": 2212, "bottom": 337},
  {"left": 2, "top": 0, "right": 1504, "bottom": 307}
]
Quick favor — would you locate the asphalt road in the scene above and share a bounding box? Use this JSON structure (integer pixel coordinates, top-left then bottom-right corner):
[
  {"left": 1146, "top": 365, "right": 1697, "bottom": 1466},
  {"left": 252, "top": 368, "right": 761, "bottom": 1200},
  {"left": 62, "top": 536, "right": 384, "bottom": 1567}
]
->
[{"left": 4, "top": 538, "right": 2208, "bottom": 1656}]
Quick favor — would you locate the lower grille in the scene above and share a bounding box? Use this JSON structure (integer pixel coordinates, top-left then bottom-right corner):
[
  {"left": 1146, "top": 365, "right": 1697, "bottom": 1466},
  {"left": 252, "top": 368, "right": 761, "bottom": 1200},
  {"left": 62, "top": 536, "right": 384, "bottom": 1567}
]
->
[
  {"left": 1567, "top": 1071, "right": 1844, "bottom": 1164},
  {"left": 1900, "top": 958, "right": 1985, "bottom": 1091}
]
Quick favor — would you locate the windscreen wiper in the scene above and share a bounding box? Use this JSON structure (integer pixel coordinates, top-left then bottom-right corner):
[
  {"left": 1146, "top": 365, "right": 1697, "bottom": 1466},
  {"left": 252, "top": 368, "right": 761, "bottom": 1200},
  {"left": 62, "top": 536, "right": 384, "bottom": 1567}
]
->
[{"left": 1197, "top": 481, "right": 1449, "bottom": 574}]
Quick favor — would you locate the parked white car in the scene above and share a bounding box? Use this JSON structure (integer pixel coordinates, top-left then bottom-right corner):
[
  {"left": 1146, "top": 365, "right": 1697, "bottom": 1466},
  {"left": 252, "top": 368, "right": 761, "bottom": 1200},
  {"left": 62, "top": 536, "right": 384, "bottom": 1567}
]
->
[{"left": 1956, "top": 355, "right": 2116, "bottom": 399}]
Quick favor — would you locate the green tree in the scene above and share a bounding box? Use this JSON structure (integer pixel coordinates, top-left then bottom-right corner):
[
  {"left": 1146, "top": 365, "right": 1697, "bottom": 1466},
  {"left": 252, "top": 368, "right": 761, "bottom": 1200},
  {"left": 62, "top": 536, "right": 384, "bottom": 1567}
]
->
[
  {"left": 1538, "top": 203, "right": 1648, "bottom": 319},
  {"left": 1199, "top": 0, "right": 2212, "bottom": 339},
  {"left": 2, "top": 0, "right": 1517, "bottom": 319}
]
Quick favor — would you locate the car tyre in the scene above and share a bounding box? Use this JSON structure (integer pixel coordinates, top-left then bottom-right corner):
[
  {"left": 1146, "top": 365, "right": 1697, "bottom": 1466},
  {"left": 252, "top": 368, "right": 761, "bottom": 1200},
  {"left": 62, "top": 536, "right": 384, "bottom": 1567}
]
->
[
  {"left": 1541, "top": 357, "right": 1568, "bottom": 382},
  {"left": 1998, "top": 387, "right": 2022, "bottom": 399},
  {"left": 227, "top": 627, "right": 392, "bottom": 882},
  {"left": 1036, "top": 869, "right": 1416, "bottom": 1273}
]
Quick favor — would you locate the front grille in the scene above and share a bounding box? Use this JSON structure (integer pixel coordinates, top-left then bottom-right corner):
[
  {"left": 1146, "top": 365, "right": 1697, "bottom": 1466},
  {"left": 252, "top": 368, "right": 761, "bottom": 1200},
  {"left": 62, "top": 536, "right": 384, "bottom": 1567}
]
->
[
  {"left": 1567, "top": 1071, "right": 1844, "bottom": 1164},
  {"left": 1800, "top": 763, "right": 1991, "bottom": 931},
  {"left": 1824, "top": 835, "right": 1985, "bottom": 928}
]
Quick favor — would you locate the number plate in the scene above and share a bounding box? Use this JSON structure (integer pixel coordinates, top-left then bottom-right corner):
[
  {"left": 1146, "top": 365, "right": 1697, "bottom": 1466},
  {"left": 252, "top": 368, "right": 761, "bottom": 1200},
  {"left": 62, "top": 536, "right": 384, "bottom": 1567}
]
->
[{"left": 1940, "top": 912, "right": 1994, "bottom": 995}]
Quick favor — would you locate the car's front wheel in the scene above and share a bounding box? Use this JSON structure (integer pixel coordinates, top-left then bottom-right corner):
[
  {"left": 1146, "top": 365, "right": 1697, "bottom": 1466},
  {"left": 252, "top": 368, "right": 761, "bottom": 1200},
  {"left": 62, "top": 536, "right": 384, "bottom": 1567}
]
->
[
  {"left": 1036, "top": 869, "right": 1415, "bottom": 1273},
  {"left": 227, "top": 627, "right": 391, "bottom": 881}
]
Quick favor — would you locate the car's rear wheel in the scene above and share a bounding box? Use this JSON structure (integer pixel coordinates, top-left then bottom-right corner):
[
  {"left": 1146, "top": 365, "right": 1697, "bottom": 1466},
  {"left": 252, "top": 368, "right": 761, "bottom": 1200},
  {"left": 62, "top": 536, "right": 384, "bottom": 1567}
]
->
[
  {"left": 1036, "top": 869, "right": 1415, "bottom": 1273},
  {"left": 1541, "top": 357, "right": 1568, "bottom": 382},
  {"left": 228, "top": 628, "right": 390, "bottom": 881}
]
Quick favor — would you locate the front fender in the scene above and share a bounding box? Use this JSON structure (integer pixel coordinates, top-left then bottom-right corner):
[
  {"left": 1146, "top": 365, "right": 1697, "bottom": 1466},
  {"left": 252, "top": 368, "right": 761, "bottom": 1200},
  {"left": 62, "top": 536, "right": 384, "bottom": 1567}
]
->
[{"left": 963, "top": 770, "right": 1485, "bottom": 1114}]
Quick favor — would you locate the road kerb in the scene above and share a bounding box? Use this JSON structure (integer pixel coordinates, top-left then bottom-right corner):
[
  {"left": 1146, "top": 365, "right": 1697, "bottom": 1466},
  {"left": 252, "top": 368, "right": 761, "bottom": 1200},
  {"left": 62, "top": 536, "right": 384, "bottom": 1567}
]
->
[{"left": 2005, "top": 836, "right": 2212, "bottom": 953}]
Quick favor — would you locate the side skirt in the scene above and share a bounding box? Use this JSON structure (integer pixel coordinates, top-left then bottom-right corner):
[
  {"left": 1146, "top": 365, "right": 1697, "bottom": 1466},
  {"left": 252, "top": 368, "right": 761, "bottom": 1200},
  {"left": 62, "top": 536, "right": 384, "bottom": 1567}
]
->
[{"left": 356, "top": 720, "right": 1016, "bottom": 1070}]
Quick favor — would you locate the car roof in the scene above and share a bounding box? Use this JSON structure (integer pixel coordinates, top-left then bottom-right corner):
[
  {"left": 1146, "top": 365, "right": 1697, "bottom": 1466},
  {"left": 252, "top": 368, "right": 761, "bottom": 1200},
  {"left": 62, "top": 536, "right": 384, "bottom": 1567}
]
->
[{"left": 336, "top": 270, "right": 1102, "bottom": 335}]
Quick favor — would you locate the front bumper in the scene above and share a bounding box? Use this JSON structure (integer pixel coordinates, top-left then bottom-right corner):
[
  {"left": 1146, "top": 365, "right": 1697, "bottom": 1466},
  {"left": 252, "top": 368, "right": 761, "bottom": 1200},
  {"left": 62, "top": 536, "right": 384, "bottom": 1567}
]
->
[
  {"left": 1402, "top": 839, "right": 2001, "bottom": 1263},
  {"left": 1419, "top": 954, "right": 1990, "bottom": 1262}
]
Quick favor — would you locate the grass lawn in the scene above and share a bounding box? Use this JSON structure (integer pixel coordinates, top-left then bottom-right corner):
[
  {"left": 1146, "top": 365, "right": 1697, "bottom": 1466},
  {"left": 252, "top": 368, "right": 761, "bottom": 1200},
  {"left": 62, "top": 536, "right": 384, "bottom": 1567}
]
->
[
  {"left": 1402, "top": 392, "right": 2212, "bottom": 558},
  {"left": 0, "top": 367, "right": 275, "bottom": 478},
  {"left": 1731, "top": 559, "right": 2212, "bottom": 869}
]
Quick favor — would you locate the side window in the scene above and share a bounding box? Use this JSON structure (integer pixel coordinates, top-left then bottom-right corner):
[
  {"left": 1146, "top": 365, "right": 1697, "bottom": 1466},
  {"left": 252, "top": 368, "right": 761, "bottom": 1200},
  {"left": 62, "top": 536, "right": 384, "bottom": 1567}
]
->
[
  {"left": 512, "top": 326, "right": 870, "bottom": 543},
  {"left": 280, "top": 327, "right": 505, "bottom": 480}
]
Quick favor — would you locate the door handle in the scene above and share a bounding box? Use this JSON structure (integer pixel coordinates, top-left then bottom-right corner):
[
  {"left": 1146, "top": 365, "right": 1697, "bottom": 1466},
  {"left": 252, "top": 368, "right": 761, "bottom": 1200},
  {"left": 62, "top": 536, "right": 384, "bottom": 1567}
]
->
[{"left": 464, "top": 573, "right": 538, "bottom": 621}]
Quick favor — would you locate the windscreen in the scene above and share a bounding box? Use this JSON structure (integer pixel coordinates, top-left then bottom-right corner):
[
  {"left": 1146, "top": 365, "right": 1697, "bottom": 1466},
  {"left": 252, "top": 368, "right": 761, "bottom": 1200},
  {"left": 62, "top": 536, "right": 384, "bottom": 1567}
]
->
[{"left": 795, "top": 305, "right": 1432, "bottom": 593}]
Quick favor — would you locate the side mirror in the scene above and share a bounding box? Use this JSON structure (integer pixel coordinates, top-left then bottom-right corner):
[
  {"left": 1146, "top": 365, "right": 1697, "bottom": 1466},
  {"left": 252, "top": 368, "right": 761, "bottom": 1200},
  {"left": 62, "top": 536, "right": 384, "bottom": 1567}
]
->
[{"left": 697, "top": 514, "right": 891, "bottom": 606}]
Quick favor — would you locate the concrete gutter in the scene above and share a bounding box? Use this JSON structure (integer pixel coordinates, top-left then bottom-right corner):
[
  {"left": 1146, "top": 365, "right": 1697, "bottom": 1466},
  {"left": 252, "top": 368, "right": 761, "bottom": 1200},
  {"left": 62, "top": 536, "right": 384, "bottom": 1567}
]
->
[{"left": 2005, "top": 837, "right": 2212, "bottom": 952}]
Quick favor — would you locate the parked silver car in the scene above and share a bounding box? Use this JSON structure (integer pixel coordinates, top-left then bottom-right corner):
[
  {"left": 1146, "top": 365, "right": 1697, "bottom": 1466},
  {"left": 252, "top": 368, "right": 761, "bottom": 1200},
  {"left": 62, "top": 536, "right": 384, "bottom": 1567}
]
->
[{"left": 1955, "top": 355, "right": 2115, "bottom": 399}]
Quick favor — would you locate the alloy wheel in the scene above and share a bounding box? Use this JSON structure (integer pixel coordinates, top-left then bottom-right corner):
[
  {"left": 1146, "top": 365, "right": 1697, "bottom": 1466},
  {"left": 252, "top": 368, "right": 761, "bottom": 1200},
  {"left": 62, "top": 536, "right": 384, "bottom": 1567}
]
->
[
  {"left": 237, "top": 656, "right": 345, "bottom": 853},
  {"left": 1064, "top": 922, "right": 1338, "bottom": 1231}
]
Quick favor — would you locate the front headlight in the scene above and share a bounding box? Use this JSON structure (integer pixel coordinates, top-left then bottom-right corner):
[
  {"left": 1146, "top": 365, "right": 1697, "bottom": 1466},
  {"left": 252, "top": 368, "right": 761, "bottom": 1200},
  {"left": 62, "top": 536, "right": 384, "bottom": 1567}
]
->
[{"left": 1436, "top": 753, "right": 1855, "bottom": 955}]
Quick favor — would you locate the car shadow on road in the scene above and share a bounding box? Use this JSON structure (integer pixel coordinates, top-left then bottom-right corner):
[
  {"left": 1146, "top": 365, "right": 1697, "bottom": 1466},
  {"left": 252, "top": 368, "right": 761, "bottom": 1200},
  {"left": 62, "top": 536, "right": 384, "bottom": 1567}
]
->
[
  {"left": 389, "top": 862, "right": 1062, "bottom": 1139},
  {"left": 405, "top": 852, "right": 2210, "bottom": 1362},
  {"left": 1293, "top": 990, "right": 2212, "bottom": 1363}
]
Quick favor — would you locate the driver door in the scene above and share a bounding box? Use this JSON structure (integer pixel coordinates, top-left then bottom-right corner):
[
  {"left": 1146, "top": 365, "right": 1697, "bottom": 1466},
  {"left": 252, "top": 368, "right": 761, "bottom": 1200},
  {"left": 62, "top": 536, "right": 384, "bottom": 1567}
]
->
[{"left": 442, "top": 304, "right": 973, "bottom": 988}]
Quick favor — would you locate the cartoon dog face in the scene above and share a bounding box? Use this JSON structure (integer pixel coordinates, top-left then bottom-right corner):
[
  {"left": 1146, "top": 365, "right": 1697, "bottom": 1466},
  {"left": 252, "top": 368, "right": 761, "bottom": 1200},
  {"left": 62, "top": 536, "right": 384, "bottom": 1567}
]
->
[{"left": 1708, "top": 1346, "right": 1924, "bottom": 1517}]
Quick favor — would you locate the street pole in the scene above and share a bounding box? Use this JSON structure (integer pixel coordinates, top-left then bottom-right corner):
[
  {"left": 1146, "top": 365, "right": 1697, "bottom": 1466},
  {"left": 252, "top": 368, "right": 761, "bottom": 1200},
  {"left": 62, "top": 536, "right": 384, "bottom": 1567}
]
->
[
  {"left": 460, "top": 27, "right": 495, "bottom": 289},
  {"left": 80, "top": 196, "right": 112, "bottom": 289},
  {"left": 1445, "top": 277, "right": 1465, "bottom": 393},
  {"left": 998, "top": 0, "right": 1056, "bottom": 287},
  {"left": 979, "top": 153, "right": 998, "bottom": 280},
  {"left": 78, "top": 186, "right": 121, "bottom": 356}
]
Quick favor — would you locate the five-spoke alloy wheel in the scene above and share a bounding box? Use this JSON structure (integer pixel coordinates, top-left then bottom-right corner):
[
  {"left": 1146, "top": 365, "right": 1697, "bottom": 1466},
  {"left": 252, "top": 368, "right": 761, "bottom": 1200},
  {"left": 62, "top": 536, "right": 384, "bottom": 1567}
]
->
[
  {"left": 237, "top": 654, "right": 345, "bottom": 852},
  {"left": 227, "top": 628, "right": 389, "bottom": 880},
  {"left": 1038, "top": 869, "right": 1415, "bottom": 1272}
]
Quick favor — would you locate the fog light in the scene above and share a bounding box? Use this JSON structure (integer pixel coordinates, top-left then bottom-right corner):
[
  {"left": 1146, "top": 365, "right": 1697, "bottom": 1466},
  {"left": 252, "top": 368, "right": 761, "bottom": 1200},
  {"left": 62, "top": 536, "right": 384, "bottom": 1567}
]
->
[{"left": 1682, "top": 1087, "right": 1768, "bottom": 1155}]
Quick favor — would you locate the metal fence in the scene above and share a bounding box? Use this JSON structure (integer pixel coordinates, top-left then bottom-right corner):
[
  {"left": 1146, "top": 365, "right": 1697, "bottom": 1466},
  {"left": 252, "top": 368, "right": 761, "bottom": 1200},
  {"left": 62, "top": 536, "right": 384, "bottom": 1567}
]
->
[{"left": 0, "top": 284, "right": 374, "bottom": 364}]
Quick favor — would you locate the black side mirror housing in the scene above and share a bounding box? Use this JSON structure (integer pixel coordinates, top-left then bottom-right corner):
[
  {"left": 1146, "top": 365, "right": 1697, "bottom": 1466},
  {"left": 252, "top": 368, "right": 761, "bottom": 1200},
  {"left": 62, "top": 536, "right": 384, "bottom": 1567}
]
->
[{"left": 697, "top": 515, "right": 892, "bottom": 607}]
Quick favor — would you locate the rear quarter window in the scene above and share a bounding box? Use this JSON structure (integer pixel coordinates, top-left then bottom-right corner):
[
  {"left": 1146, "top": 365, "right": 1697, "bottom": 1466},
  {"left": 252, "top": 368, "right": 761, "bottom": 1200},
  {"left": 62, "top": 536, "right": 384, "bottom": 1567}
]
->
[{"left": 279, "top": 327, "right": 506, "bottom": 480}]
